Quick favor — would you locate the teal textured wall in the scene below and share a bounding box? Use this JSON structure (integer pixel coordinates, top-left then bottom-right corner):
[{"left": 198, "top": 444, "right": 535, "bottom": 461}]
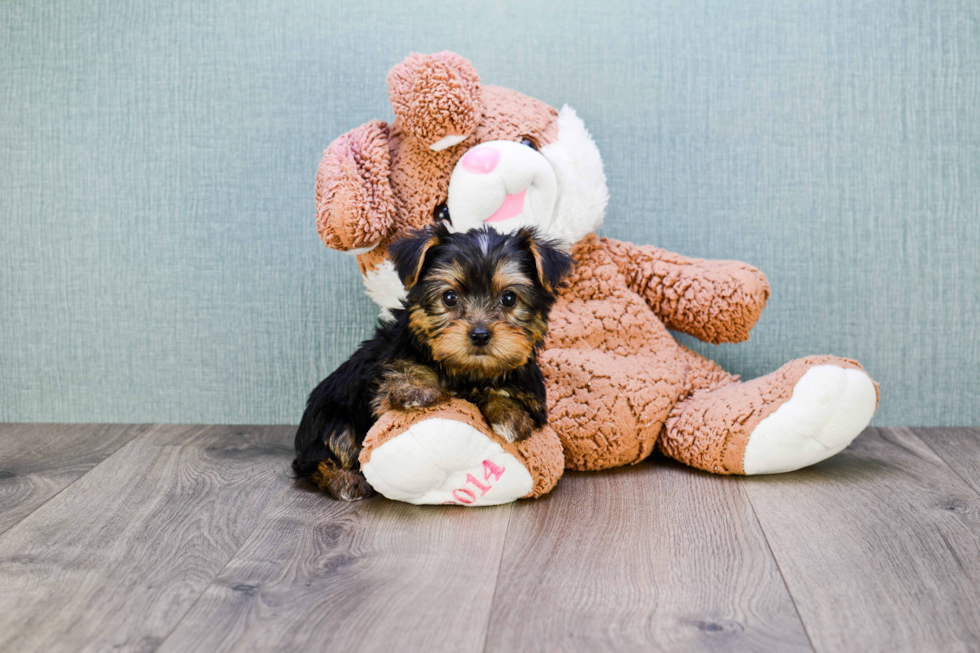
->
[{"left": 2, "top": 0, "right": 978, "bottom": 425}]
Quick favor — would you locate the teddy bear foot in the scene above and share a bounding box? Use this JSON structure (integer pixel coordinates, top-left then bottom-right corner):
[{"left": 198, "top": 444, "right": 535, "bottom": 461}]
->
[
  {"left": 742, "top": 365, "right": 878, "bottom": 474},
  {"left": 360, "top": 418, "right": 533, "bottom": 506},
  {"left": 359, "top": 399, "right": 565, "bottom": 505}
]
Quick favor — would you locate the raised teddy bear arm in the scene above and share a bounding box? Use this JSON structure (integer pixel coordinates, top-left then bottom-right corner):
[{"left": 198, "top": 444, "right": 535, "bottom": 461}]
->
[
  {"left": 600, "top": 237, "right": 771, "bottom": 344},
  {"left": 315, "top": 120, "right": 395, "bottom": 253}
]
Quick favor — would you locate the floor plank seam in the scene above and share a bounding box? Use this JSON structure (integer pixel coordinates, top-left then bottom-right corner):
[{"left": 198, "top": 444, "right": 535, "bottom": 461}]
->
[
  {"left": 480, "top": 504, "right": 515, "bottom": 653},
  {"left": 912, "top": 428, "right": 980, "bottom": 501},
  {"left": 0, "top": 424, "right": 153, "bottom": 539},
  {"left": 152, "top": 481, "right": 294, "bottom": 653},
  {"left": 739, "top": 477, "right": 820, "bottom": 653}
]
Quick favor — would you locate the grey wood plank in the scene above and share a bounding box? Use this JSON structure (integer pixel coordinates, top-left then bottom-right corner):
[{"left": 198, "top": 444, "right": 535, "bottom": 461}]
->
[
  {"left": 484, "top": 462, "right": 813, "bottom": 653},
  {"left": 743, "top": 427, "right": 980, "bottom": 653},
  {"left": 156, "top": 491, "right": 513, "bottom": 653},
  {"left": 0, "top": 423, "right": 149, "bottom": 535},
  {"left": 0, "top": 424, "right": 294, "bottom": 653},
  {"left": 914, "top": 427, "right": 980, "bottom": 496}
]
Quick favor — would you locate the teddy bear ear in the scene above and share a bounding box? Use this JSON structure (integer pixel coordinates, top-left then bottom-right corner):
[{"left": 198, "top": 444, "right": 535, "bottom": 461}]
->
[
  {"left": 315, "top": 120, "right": 394, "bottom": 252},
  {"left": 387, "top": 51, "right": 482, "bottom": 152}
]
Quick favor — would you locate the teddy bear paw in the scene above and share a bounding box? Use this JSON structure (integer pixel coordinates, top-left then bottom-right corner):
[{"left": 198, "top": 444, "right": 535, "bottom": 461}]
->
[
  {"left": 361, "top": 418, "right": 534, "bottom": 506},
  {"left": 743, "top": 365, "right": 877, "bottom": 474}
]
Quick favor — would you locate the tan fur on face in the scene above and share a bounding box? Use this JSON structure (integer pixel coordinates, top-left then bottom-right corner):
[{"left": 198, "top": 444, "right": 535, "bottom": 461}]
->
[
  {"left": 427, "top": 261, "right": 467, "bottom": 292},
  {"left": 491, "top": 260, "right": 533, "bottom": 295},
  {"left": 408, "top": 304, "right": 450, "bottom": 343},
  {"left": 430, "top": 320, "right": 535, "bottom": 378},
  {"left": 490, "top": 261, "right": 549, "bottom": 346},
  {"left": 409, "top": 255, "right": 547, "bottom": 379},
  {"left": 506, "top": 298, "right": 548, "bottom": 349}
]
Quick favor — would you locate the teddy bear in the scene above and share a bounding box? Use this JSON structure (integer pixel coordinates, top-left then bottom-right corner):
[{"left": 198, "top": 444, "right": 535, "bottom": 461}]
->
[{"left": 311, "top": 51, "right": 879, "bottom": 506}]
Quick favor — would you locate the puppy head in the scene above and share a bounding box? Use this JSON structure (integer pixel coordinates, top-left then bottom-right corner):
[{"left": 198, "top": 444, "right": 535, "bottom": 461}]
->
[{"left": 388, "top": 224, "right": 573, "bottom": 379}]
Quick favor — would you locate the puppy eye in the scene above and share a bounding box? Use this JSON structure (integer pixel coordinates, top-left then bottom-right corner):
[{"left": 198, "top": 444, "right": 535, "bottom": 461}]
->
[
  {"left": 442, "top": 290, "right": 459, "bottom": 307},
  {"left": 434, "top": 203, "right": 451, "bottom": 224},
  {"left": 500, "top": 290, "right": 518, "bottom": 307},
  {"left": 520, "top": 138, "right": 537, "bottom": 151}
]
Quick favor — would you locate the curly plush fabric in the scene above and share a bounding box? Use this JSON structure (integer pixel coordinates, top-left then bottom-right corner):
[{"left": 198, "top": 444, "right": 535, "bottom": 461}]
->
[
  {"left": 315, "top": 120, "right": 393, "bottom": 251},
  {"left": 387, "top": 51, "right": 483, "bottom": 150},
  {"left": 511, "top": 424, "right": 565, "bottom": 498},
  {"left": 603, "top": 238, "right": 771, "bottom": 344},
  {"left": 541, "top": 348, "right": 679, "bottom": 470}
]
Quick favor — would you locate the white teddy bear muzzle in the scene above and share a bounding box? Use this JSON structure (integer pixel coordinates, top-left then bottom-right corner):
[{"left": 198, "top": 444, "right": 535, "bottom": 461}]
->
[{"left": 446, "top": 140, "right": 558, "bottom": 235}]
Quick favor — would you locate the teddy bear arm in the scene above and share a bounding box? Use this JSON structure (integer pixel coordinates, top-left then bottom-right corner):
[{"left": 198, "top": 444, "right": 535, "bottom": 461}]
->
[{"left": 601, "top": 238, "right": 771, "bottom": 344}]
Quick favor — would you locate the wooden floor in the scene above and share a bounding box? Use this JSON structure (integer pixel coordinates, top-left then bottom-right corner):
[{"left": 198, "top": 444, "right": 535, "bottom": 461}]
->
[{"left": 0, "top": 425, "right": 978, "bottom": 653}]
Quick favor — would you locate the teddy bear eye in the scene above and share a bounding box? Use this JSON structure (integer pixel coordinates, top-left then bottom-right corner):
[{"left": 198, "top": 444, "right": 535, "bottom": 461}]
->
[
  {"left": 500, "top": 290, "right": 518, "bottom": 307},
  {"left": 442, "top": 290, "right": 459, "bottom": 307},
  {"left": 520, "top": 138, "right": 537, "bottom": 151},
  {"left": 434, "top": 203, "right": 451, "bottom": 224}
]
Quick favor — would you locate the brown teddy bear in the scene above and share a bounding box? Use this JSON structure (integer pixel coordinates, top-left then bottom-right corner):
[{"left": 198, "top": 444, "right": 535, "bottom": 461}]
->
[{"left": 313, "top": 51, "right": 879, "bottom": 505}]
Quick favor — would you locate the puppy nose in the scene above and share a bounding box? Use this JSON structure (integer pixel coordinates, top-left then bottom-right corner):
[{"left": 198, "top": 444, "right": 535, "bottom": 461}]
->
[
  {"left": 468, "top": 326, "right": 492, "bottom": 347},
  {"left": 460, "top": 147, "right": 500, "bottom": 174}
]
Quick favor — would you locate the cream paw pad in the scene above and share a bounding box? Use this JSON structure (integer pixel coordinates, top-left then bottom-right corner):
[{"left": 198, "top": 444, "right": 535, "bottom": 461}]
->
[{"left": 743, "top": 365, "right": 878, "bottom": 474}]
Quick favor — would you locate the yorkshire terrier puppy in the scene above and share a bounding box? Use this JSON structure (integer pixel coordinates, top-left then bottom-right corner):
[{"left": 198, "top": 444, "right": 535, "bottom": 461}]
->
[{"left": 292, "top": 224, "right": 573, "bottom": 501}]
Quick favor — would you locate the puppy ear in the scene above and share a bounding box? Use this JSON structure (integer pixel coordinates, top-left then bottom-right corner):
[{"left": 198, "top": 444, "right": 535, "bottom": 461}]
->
[
  {"left": 518, "top": 228, "right": 574, "bottom": 293},
  {"left": 387, "top": 52, "right": 482, "bottom": 151},
  {"left": 388, "top": 224, "right": 448, "bottom": 289},
  {"left": 316, "top": 120, "right": 394, "bottom": 252}
]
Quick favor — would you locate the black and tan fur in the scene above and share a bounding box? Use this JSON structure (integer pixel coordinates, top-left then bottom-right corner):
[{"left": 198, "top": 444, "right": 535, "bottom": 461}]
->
[{"left": 293, "top": 224, "right": 573, "bottom": 501}]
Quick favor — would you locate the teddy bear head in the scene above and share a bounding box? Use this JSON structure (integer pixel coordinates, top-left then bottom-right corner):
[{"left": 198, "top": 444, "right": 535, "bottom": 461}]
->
[{"left": 316, "top": 51, "right": 608, "bottom": 313}]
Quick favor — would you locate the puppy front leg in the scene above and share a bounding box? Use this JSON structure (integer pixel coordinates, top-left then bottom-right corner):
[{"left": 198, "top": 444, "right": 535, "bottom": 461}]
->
[
  {"left": 477, "top": 362, "right": 549, "bottom": 443},
  {"left": 372, "top": 361, "right": 449, "bottom": 416},
  {"left": 477, "top": 390, "right": 541, "bottom": 443}
]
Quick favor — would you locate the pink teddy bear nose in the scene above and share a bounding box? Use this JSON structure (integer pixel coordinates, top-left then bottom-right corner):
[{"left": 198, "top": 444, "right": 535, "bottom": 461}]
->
[{"left": 460, "top": 146, "right": 500, "bottom": 174}]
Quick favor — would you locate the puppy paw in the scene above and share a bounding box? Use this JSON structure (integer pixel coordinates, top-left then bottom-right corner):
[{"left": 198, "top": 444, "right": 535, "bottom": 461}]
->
[
  {"left": 311, "top": 461, "right": 375, "bottom": 502},
  {"left": 387, "top": 384, "right": 449, "bottom": 411},
  {"left": 478, "top": 392, "right": 537, "bottom": 443},
  {"left": 486, "top": 411, "right": 535, "bottom": 443},
  {"left": 373, "top": 361, "right": 449, "bottom": 415}
]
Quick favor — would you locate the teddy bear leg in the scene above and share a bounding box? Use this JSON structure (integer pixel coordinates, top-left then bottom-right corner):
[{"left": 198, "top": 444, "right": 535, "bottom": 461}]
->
[
  {"left": 661, "top": 356, "right": 878, "bottom": 475},
  {"left": 541, "top": 349, "right": 685, "bottom": 471},
  {"left": 359, "top": 399, "right": 564, "bottom": 505}
]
